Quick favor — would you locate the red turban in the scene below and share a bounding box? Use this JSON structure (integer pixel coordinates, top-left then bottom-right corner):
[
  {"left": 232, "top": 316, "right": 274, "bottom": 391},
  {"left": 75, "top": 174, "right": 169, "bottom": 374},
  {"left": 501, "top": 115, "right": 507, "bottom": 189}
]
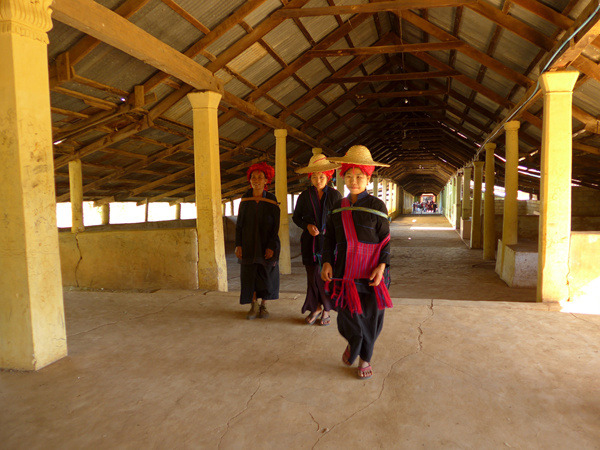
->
[
  {"left": 340, "top": 164, "right": 375, "bottom": 177},
  {"left": 247, "top": 162, "right": 275, "bottom": 188},
  {"left": 307, "top": 170, "right": 335, "bottom": 181}
]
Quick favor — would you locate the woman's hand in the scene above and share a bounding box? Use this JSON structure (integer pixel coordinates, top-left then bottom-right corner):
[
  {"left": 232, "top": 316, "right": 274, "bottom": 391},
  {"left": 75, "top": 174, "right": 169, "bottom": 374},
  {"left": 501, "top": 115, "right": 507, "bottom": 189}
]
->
[
  {"left": 235, "top": 246, "right": 242, "bottom": 259},
  {"left": 369, "top": 263, "right": 386, "bottom": 287},
  {"left": 264, "top": 248, "right": 274, "bottom": 259},
  {"left": 307, "top": 224, "right": 320, "bottom": 237},
  {"left": 321, "top": 262, "right": 333, "bottom": 282}
]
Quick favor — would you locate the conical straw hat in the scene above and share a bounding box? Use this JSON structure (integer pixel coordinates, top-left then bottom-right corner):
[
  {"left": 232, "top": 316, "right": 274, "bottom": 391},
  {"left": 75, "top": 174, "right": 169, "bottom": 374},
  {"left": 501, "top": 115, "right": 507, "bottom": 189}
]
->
[
  {"left": 295, "top": 148, "right": 341, "bottom": 174},
  {"left": 329, "top": 145, "right": 389, "bottom": 167}
]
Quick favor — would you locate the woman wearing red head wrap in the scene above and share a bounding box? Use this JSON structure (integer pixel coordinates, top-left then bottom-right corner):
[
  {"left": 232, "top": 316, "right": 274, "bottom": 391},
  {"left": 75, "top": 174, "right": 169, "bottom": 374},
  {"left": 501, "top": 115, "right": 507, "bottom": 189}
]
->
[
  {"left": 235, "top": 162, "right": 280, "bottom": 319},
  {"left": 292, "top": 151, "right": 342, "bottom": 326},
  {"left": 322, "top": 145, "right": 392, "bottom": 380}
]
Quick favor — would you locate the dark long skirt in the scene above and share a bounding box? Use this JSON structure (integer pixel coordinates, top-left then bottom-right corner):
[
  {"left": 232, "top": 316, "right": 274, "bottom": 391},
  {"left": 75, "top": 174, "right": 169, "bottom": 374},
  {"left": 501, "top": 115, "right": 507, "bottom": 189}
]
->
[
  {"left": 239, "top": 263, "right": 279, "bottom": 304},
  {"left": 301, "top": 264, "right": 334, "bottom": 314},
  {"left": 337, "top": 290, "right": 385, "bottom": 364}
]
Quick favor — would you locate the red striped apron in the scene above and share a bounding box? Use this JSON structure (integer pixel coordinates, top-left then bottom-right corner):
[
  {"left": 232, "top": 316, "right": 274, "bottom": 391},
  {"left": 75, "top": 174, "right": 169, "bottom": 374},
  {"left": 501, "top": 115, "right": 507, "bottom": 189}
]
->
[{"left": 331, "top": 198, "right": 393, "bottom": 315}]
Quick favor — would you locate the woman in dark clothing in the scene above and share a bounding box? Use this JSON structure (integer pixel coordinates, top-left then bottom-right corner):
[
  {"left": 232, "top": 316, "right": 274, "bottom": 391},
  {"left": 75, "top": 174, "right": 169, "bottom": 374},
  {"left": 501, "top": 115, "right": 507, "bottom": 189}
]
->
[
  {"left": 321, "top": 145, "right": 391, "bottom": 379},
  {"left": 235, "top": 162, "right": 280, "bottom": 320},
  {"left": 292, "top": 151, "right": 342, "bottom": 326}
]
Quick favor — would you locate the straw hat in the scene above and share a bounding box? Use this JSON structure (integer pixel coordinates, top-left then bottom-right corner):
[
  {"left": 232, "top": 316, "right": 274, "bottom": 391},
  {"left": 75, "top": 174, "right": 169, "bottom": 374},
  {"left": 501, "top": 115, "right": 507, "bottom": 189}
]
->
[
  {"left": 329, "top": 145, "right": 390, "bottom": 167},
  {"left": 295, "top": 148, "right": 341, "bottom": 174}
]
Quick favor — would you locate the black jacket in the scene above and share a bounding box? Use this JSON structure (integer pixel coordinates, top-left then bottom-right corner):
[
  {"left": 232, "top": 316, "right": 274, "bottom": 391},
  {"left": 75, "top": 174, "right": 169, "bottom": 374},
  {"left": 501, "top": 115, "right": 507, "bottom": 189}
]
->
[
  {"left": 322, "top": 190, "right": 390, "bottom": 282},
  {"left": 292, "top": 185, "right": 342, "bottom": 266},
  {"left": 235, "top": 189, "right": 280, "bottom": 266}
]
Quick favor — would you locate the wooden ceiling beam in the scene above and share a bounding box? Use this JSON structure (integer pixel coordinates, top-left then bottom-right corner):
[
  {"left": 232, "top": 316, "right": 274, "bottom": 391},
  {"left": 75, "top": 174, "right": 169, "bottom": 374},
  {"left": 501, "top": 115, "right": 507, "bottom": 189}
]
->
[
  {"left": 399, "top": 10, "right": 533, "bottom": 87},
  {"left": 49, "top": 0, "right": 152, "bottom": 81},
  {"left": 465, "top": 0, "right": 555, "bottom": 51},
  {"left": 52, "top": 0, "right": 223, "bottom": 93},
  {"left": 324, "top": 70, "right": 460, "bottom": 84},
  {"left": 271, "top": 0, "right": 475, "bottom": 17},
  {"left": 355, "top": 89, "right": 446, "bottom": 99},
  {"left": 307, "top": 41, "right": 465, "bottom": 57},
  {"left": 246, "top": 13, "right": 372, "bottom": 103},
  {"left": 478, "top": 3, "right": 600, "bottom": 155}
]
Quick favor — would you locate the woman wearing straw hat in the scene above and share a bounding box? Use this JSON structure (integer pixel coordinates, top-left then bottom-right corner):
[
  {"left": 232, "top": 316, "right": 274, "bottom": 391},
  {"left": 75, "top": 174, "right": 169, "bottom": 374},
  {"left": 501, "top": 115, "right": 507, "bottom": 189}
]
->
[
  {"left": 321, "top": 145, "right": 392, "bottom": 380},
  {"left": 292, "top": 150, "right": 342, "bottom": 326},
  {"left": 235, "top": 162, "right": 280, "bottom": 320}
]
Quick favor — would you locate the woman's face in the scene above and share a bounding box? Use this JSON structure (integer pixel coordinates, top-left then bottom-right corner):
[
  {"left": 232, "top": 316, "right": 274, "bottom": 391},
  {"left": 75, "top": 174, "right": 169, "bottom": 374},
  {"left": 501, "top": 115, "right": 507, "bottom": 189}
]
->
[
  {"left": 344, "top": 167, "right": 370, "bottom": 195},
  {"left": 310, "top": 172, "right": 328, "bottom": 191},
  {"left": 250, "top": 170, "right": 267, "bottom": 191}
]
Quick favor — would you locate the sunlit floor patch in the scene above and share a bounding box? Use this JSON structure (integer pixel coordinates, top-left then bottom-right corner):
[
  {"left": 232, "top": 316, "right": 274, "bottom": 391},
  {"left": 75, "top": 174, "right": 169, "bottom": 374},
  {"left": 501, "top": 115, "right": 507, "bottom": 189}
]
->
[{"left": 409, "top": 226, "right": 455, "bottom": 231}]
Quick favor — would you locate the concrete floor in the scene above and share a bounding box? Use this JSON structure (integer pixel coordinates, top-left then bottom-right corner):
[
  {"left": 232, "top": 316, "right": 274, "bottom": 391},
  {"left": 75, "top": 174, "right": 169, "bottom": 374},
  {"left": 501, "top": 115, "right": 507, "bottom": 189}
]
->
[{"left": 2, "top": 215, "right": 600, "bottom": 448}]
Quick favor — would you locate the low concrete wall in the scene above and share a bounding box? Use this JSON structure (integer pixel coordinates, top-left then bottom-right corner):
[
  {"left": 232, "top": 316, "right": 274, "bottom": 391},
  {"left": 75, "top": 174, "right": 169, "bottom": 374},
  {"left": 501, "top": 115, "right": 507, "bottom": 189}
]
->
[
  {"left": 569, "top": 231, "right": 600, "bottom": 300},
  {"left": 59, "top": 228, "right": 198, "bottom": 290},
  {"left": 226, "top": 214, "right": 301, "bottom": 245},
  {"left": 496, "top": 240, "right": 538, "bottom": 288}
]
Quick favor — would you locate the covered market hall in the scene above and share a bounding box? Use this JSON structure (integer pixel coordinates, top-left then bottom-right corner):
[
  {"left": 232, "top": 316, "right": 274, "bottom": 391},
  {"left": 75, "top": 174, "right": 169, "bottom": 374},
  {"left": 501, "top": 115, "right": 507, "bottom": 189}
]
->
[{"left": 1, "top": 0, "right": 599, "bottom": 447}]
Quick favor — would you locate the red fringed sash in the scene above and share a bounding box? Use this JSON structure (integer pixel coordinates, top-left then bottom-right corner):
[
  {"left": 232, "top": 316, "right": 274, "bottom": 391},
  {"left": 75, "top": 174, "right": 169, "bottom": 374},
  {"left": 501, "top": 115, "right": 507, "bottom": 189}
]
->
[{"left": 330, "top": 198, "right": 392, "bottom": 315}]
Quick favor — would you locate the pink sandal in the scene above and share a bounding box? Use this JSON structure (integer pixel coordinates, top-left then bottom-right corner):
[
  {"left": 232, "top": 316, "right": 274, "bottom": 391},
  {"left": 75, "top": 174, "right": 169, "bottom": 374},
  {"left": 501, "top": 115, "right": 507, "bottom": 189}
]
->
[
  {"left": 342, "top": 346, "right": 352, "bottom": 366},
  {"left": 358, "top": 365, "right": 373, "bottom": 380}
]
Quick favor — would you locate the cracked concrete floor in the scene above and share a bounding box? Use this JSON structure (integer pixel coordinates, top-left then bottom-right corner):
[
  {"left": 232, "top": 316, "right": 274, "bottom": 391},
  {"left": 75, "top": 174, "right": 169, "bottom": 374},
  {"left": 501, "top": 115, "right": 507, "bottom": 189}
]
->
[
  {"left": 2, "top": 215, "right": 600, "bottom": 448},
  {"left": 2, "top": 292, "right": 600, "bottom": 448}
]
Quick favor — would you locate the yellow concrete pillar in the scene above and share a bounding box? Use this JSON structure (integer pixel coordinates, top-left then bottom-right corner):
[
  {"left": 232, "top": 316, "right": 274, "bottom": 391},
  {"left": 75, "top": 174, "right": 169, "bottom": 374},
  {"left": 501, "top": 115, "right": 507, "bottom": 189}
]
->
[
  {"left": 381, "top": 179, "right": 388, "bottom": 208},
  {"left": 462, "top": 166, "right": 472, "bottom": 220},
  {"left": 336, "top": 168, "right": 344, "bottom": 195},
  {"left": 371, "top": 176, "right": 379, "bottom": 197},
  {"left": 0, "top": 0, "right": 67, "bottom": 370},
  {"left": 483, "top": 143, "right": 497, "bottom": 260},
  {"left": 275, "top": 129, "right": 291, "bottom": 275},
  {"left": 538, "top": 70, "right": 579, "bottom": 302},
  {"left": 470, "top": 161, "right": 484, "bottom": 249},
  {"left": 187, "top": 91, "right": 227, "bottom": 291},
  {"left": 101, "top": 203, "right": 110, "bottom": 225},
  {"left": 502, "top": 121, "right": 520, "bottom": 246},
  {"left": 175, "top": 203, "right": 181, "bottom": 220},
  {"left": 69, "top": 159, "right": 84, "bottom": 232},
  {"left": 144, "top": 199, "right": 149, "bottom": 222},
  {"left": 455, "top": 173, "right": 462, "bottom": 229}
]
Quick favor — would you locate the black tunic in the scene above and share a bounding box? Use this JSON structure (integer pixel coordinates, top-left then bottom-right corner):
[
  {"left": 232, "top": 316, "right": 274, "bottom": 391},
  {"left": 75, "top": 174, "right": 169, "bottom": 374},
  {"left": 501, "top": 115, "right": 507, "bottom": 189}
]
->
[
  {"left": 322, "top": 189, "right": 391, "bottom": 364},
  {"left": 235, "top": 189, "right": 280, "bottom": 304},
  {"left": 322, "top": 190, "right": 390, "bottom": 289},
  {"left": 292, "top": 185, "right": 343, "bottom": 266},
  {"left": 292, "top": 185, "right": 342, "bottom": 313}
]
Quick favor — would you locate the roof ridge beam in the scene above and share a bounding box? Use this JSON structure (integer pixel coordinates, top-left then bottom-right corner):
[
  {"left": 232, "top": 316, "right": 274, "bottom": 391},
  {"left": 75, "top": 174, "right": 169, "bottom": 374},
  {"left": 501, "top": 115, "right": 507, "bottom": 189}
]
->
[{"left": 271, "top": 0, "right": 475, "bottom": 17}]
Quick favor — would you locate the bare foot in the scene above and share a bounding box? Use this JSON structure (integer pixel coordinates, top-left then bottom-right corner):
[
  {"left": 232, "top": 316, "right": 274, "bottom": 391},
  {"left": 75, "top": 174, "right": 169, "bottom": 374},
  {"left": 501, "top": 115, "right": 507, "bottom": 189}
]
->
[
  {"left": 358, "top": 359, "right": 372, "bottom": 379},
  {"left": 342, "top": 345, "right": 352, "bottom": 366},
  {"left": 305, "top": 308, "right": 322, "bottom": 325}
]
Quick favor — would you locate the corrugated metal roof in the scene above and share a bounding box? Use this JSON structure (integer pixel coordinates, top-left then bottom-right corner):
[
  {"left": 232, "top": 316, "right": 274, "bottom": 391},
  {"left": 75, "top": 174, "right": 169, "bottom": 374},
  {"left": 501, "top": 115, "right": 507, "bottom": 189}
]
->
[
  {"left": 295, "top": 58, "right": 332, "bottom": 88},
  {"left": 268, "top": 77, "right": 307, "bottom": 106},
  {"left": 174, "top": 0, "right": 246, "bottom": 30},
  {"left": 130, "top": 2, "right": 202, "bottom": 52},
  {"left": 240, "top": 54, "right": 282, "bottom": 87},
  {"left": 263, "top": 21, "right": 312, "bottom": 63}
]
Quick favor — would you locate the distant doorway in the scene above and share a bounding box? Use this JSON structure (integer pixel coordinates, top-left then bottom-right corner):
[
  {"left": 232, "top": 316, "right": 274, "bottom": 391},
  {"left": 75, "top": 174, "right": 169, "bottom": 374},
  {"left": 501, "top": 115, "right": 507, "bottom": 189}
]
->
[{"left": 412, "top": 193, "right": 438, "bottom": 214}]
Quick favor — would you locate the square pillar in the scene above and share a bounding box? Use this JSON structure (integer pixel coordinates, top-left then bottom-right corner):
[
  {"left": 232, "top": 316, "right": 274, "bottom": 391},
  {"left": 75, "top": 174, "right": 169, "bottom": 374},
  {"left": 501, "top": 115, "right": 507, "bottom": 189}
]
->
[
  {"left": 470, "top": 161, "right": 484, "bottom": 249},
  {"left": 483, "top": 143, "right": 497, "bottom": 260},
  {"left": 187, "top": 91, "right": 227, "bottom": 291},
  {"left": 69, "top": 159, "right": 84, "bottom": 232},
  {"left": 101, "top": 203, "right": 110, "bottom": 225},
  {"left": 537, "top": 70, "right": 579, "bottom": 302},
  {"left": 275, "top": 129, "right": 291, "bottom": 275},
  {"left": 462, "top": 167, "right": 472, "bottom": 220},
  {"left": 502, "top": 121, "right": 520, "bottom": 246},
  {"left": 336, "top": 168, "right": 345, "bottom": 195},
  {"left": 371, "top": 175, "right": 379, "bottom": 197},
  {"left": 454, "top": 173, "right": 462, "bottom": 229},
  {"left": 0, "top": 0, "right": 67, "bottom": 370}
]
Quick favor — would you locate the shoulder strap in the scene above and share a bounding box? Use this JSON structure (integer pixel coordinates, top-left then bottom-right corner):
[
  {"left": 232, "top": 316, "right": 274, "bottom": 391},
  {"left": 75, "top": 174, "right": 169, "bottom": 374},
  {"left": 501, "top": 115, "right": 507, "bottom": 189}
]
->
[
  {"left": 330, "top": 206, "right": 389, "bottom": 220},
  {"left": 240, "top": 196, "right": 279, "bottom": 206}
]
